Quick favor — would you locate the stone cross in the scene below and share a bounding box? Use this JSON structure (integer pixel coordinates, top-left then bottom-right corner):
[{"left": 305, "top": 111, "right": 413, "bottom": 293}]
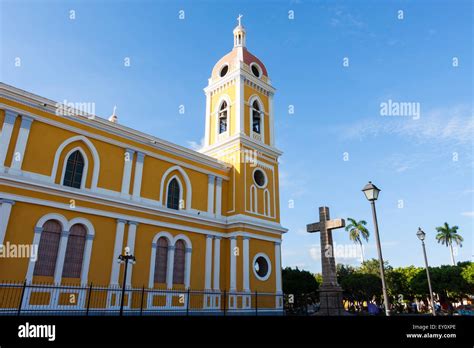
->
[{"left": 307, "top": 206, "right": 346, "bottom": 315}]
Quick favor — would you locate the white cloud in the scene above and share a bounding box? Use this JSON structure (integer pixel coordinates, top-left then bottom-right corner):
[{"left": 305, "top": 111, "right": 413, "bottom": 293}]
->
[
  {"left": 461, "top": 211, "right": 474, "bottom": 217},
  {"left": 309, "top": 246, "right": 320, "bottom": 262},
  {"left": 342, "top": 105, "right": 473, "bottom": 147},
  {"left": 186, "top": 137, "right": 204, "bottom": 151}
]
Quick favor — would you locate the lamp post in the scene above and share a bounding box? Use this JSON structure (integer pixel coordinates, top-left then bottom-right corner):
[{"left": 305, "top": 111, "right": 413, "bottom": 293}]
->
[
  {"left": 362, "top": 181, "right": 391, "bottom": 316},
  {"left": 416, "top": 227, "right": 436, "bottom": 316},
  {"left": 118, "top": 246, "right": 136, "bottom": 316}
]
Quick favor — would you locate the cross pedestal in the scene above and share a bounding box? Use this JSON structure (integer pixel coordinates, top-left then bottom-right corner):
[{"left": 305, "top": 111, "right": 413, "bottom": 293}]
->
[{"left": 307, "top": 206, "right": 346, "bottom": 315}]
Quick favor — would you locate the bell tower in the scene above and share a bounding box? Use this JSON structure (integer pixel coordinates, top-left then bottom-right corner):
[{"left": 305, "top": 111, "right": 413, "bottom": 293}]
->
[{"left": 201, "top": 16, "right": 282, "bottom": 224}]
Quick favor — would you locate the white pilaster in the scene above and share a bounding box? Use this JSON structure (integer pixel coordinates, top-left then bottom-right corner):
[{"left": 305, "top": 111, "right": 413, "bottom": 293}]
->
[
  {"left": 215, "top": 177, "right": 223, "bottom": 217},
  {"left": 0, "top": 199, "right": 14, "bottom": 244},
  {"left": 185, "top": 247, "right": 192, "bottom": 289},
  {"left": 148, "top": 241, "right": 157, "bottom": 288},
  {"left": 213, "top": 236, "right": 221, "bottom": 290},
  {"left": 26, "top": 226, "right": 43, "bottom": 282},
  {"left": 9, "top": 116, "right": 33, "bottom": 174},
  {"left": 0, "top": 110, "right": 18, "bottom": 169},
  {"left": 275, "top": 241, "right": 282, "bottom": 293},
  {"left": 204, "top": 235, "right": 213, "bottom": 289},
  {"left": 132, "top": 152, "right": 145, "bottom": 201},
  {"left": 204, "top": 92, "right": 211, "bottom": 146},
  {"left": 80, "top": 234, "right": 94, "bottom": 285},
  {"left": 269, "top": 93, "right": 275, "bottom": 147},
  {"left": 54, "top": 230, "right": 70, "bottom": 284},
  {"left": 166, "top": 245, "right": 175, "bottom": 289},
  {"left": 110, "top": 219, "right": 126, "bottom": 285},
  {"left": 125, "top": 221, "right": 138, "bottom": 286},
  {"left": 235, "top": 75, "right": 243, "bottom": 134},
  {"left": 121, "top": 148, "right": 135, "bottom": 197},
  {"left": 229, "top": 236, "right": 237, "bottom": 291},
  {"left": 242, "top": 236, "right": 250, "bottom": 292},
  {"left": 207, "top": 174, "right": 215, "bottom": 215}
]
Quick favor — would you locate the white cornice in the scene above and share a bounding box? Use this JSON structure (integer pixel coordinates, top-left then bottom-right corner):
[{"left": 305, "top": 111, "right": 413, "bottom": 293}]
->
[
  {"left": 204, "top": 69, "right": 276, "bottom": 96},
  {"left": 0, "top": 83, "right": 230, "bottom": 173},
  {"left": 0, "top": 173, "right": 287, "bottom": 235},
  {"left": 200, "top": 132, "right": 283, "bottom": 158}
]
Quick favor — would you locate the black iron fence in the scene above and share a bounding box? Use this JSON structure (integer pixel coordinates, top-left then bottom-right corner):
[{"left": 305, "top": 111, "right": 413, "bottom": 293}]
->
[{"left": 0, "top": 281, "right": 284, "bottom": 316}]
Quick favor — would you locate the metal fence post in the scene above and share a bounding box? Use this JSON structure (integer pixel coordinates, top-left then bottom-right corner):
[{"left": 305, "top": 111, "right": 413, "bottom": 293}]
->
[
  {"left": 86, "top": 282, "right": 93, "bottom": 316},
  {"left": 186, "top": 288, "right": 190, "bottom": 316},
  {"left": 255, "top": 291, "right": 258, "bottom": 316},
  {"left": 223, "top": 290, "right": 226, "bottom": 316},
  {"left": 17, "top": 280, "right": 27, "bottom": 316},
  {"left": 140, "top": 286, "right": 145, "bottom": 316}
]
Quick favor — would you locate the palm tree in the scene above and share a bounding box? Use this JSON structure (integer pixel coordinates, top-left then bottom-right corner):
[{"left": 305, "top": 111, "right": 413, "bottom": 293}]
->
[
  {"left": 435, "top": 222, "right": 463, "bottom": 265},
  {"left": 345, "top": 218, "right": 370, "bottom": 263}
]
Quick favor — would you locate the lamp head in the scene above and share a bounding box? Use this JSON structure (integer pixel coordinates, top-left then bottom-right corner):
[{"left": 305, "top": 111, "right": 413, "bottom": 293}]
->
[
  {"left": 416, "top": 227, "right": 426, "bottom": 241},
  {"left": 362, "top": 181, "right": 381, "bottom": 201}
]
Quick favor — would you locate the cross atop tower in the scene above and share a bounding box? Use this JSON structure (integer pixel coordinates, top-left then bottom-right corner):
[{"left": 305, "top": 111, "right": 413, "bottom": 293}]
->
[
  {"left": 233, "top": 14, "right": 246, "bottom": 47},
  {"left": 237, "top": 14, "right": 243, "bottom": 26}
]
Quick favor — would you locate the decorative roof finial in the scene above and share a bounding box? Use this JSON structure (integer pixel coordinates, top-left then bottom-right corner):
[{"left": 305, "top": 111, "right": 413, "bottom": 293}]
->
[
  {"left": 237, "top": 14, "right": 243, "bottom": 27},
  {"left": 108, "top": 105, "right": 118, "bottom": 123},
  {"left": 233, "top": 14, "right": 246, "bottom": 48}
]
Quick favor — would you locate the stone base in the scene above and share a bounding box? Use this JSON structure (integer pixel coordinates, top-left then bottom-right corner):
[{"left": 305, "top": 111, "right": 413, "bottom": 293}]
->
[{"left": 316, "top": 286, "right": 345, "bottom": 316}]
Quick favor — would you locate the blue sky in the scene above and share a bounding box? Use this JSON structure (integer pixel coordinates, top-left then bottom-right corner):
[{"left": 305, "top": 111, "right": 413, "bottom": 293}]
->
[{"left": 1, "top": 0, "right": 472, "bottom": 273}]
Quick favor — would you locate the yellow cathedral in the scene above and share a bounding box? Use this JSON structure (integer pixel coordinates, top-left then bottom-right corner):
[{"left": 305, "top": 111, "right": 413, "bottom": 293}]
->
[{"left": 0, "top": 18, "right": 286, "bottom": 314}]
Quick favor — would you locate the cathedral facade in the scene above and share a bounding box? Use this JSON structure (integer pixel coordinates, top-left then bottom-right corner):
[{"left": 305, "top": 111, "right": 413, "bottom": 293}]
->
[{"left": 0, "top": 20, "right": 286, "bottom": 313}]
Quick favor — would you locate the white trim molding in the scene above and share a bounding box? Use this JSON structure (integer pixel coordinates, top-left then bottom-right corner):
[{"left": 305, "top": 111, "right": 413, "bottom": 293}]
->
[
  {"left": 0, "top": 198, "right": 15, "bottom": 244},
  {"left": 242, "top": 236, "right": 250, "bottom": 292},
  {"left": 229, "top": 236, "right": 237, "bottom": 291},
  {"left": 9, "top": 115, "right": 34, "bottom": 174},
  {"left": 110, "top": 219, "right": 126, "bottom": 285},
  {"left": 215, "top": 177, "right": 222, "bottom": 217},
  {"left": 213, "top": 236, "right": 221, "bottom": 291},
  {"left": 0, "top": 110, "right": 18, "bottom": 170},
  {"left": 121, "top": 148, "right": 135, "bottom": 197},
  {"left": 125, "top": 221, "right": 138, "bottom": 286},
  {"left": 207, "top": 174, "right": 215, "bottom": 215},
  {"left": 132, "top": 152, "right": 145, "bottom": 200}
]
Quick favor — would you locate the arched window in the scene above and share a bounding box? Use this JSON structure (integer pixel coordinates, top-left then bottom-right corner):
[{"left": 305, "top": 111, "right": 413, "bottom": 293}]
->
[
  {"left": 250, "top": 185, "right": 257, "bottom": 213},
  {"left": 218, "top": 101, "right": 228, "bottom": 134},
  {"left": 167, "top": 178, "right": 180, "bottom": 210},
  {"left": 62, "top": 224, "right": 87, "bottom": 278},
  {"left": 63, "top": 150, "right": 85, "bottom": 188},
  {"left": 173, "top": 240, "right": 185, "bottom": 284},
  {"left": 264, "top": 189, "right": 271, "bottom": 216},
  {"left": 34, "top": 220, "right": 62, "bottom": 277},
  {"left": 252, "top": 101, "right": 261, "bottom": 134},
  {"left": 154, "top": 237, "right": 169, "bottom": 284}
]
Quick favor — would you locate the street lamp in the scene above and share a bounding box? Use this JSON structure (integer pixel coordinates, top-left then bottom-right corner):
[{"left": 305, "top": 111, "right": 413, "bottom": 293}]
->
[
  {"left": 362, "top": 181, "right": 391, "bottom": 316},
  {"left": 118, "top": 246, "right": 136, "bottom": 316},
  {"left": 416, "top": 227, "right": 436, "bottom": 316}
]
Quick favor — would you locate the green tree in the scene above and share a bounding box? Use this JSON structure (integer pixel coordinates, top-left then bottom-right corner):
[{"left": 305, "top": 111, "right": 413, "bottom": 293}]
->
[
  {"left": 461, "top": 262, "right": 474, "bottom": 286},
  {"left": 282, "top": 267, "right": 319, "bottom": 295},
  {"left": 435, "top": 222, "right": 463, "bottom": 265},
  {"left": 410, "top": 265, "right": 470, "bottom": 304},
  {"left": 359, "top": 258, "right": 392, "bottom": 276},
  {"left": 345, "top": 218, "right": 370, "bottom": 262}
]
